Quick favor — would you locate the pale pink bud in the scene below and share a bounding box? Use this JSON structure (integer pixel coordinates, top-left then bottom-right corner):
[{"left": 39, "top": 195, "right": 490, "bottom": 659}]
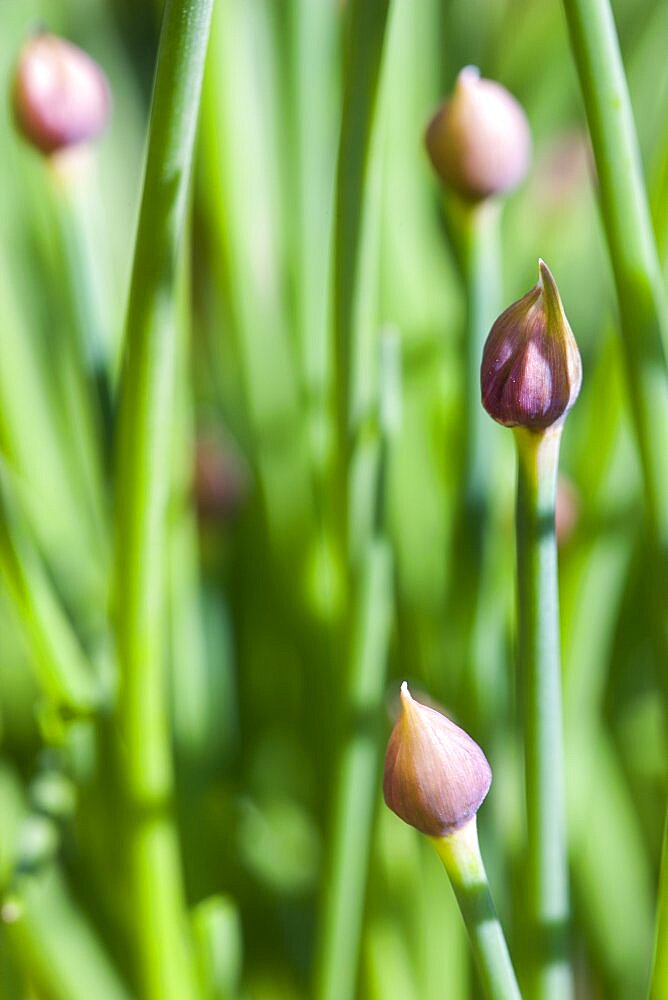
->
[
  {"left": 383, "top": 683, "right": 492, "bottom": 837},
  {"left": 425, "top": 66, "right": 531, "bottom": 202},
  {"left": 13, "top": 33, "right": 110, "bottom": 155}
]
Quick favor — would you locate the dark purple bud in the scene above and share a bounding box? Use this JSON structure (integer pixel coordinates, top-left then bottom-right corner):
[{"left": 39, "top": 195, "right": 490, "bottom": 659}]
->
[
  {"left": 481, "top": 260, "right": 582, "bottom": 431},
  {"left": 383, "top": 683, "right": 492, "bottom": 838},
  {"left": 425, "top": 66, "right": 531, "bottom": 202},
  {"left": 13, "top": 33, "right": 110, "bottom": 156}
]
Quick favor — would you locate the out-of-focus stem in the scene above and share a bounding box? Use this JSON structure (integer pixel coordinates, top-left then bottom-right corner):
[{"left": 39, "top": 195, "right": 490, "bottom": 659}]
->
[
  {"left": 460, "top": 201, "right": 501, "bottom": 535},
  {"left": 0, "top": 468, "right": 97, "bottom": 714},
  {"left": 650, "top": 818, "right": 668, "bottom": 999},
  {"left": 332, "top": 0, "right": 391, "bottom": 561},
  {"left": 514, "top": 427, "right": 571, "bottom": 1000},
  {"left": 313, "top": 535, "right": 393, "bottom": 1000},
  {"left": 451, "top": 200, "right": 502, "bottom": 721},
  {"left": 112, "top": 1, "right": 214, "bottom": 997},
  {"left": 431, "top": 818, "right": 521, "bottom": 1000},
  {"left": 314, "top": 334, "right": 399, "bottom": 1000}
]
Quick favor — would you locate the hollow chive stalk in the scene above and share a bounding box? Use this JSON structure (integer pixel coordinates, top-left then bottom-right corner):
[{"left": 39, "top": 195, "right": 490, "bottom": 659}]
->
[
  {"left": 432, "top": 820, "right": 521, "bottom": 1000},
  {"left": 460, "top": 202, "right": 501, "bottom": 542},
  {"left": 112, "top": 1, "right": 214, "bottom": 997},
  {"left": 331, "top": 0, "right": 391, "bottom": 561},
  {"left": 514, "top": 427, "right": 571, "bottom": 1000},
  {"left": 0, "top": 464, "right": 97, "bottom": 714},
  {"left": 451, "top": 200, "right": 502, "bottom": 718},
  {"left": 314, "top": 333, "right": 399, "bottom": 1000},
  {"left": 560, "top": 2, "right": 668, "bottom": 979},
  {"left": 560, "top": 0, "right": 668, "bottom": 650},
  {"left": 650, "top": 820, "right": 668, "bottom": 999}
]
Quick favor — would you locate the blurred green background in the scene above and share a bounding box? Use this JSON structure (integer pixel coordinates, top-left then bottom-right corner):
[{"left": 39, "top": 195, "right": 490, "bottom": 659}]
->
[{"left": 0, "top": 0, "right": 666, "bottom": 997}]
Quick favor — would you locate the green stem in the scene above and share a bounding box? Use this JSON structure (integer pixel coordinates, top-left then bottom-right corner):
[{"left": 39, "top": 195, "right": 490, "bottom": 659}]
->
[
  {"left": 514, "top": 427, "right": 571, "bottom": 1000},
  {"left": 0, "top": 467, "right": 98, "bottom": 714},
  {"left": 558, "top": 12, "right": 668, "bottom": 983},
  {"left": 113, "top": 1, "right": 214, "bottom": 997},
  {"left": 2, "top": 868, "right": 130, "bottom": 1000},
  {"left": 460, "top": 201, "right": 501, "bottom": 529},
  {"left": 47, "top": 163, "right": 114, "bottom": 447},
  {"left": 650, "top": 817, "right": 668, "bottom": 999},
  {"left": 431, "top": 818, "right": 521, "bottom": 1000},
  {"left": 313, "top": 536, "right": 394, "bottom": 1000},
  {"left": 451, "top": 199, "right": 502, "bottom": 720},
  {"left": 561, "top": 0, "right": 668, "bottom": 623},
  {"left": 332, "top": 0, "right": 391, "bottom": 559},
  {"left": 314, "top": 334, "right": 399, "bottom": 1000}
]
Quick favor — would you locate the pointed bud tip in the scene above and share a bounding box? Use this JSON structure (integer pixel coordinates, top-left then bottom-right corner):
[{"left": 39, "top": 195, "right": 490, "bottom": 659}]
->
[
  {"left": 425, "top": 68, "right": 531, "bottom": 201},
  {"left": 12, "top": 32, "right": 110, "bottom": 156},
  {"left": 383, "top": 686, "right": 492, "bottom": 837},
  {"left": 480, "top": 261, "right": 582, "bottom": 431}
]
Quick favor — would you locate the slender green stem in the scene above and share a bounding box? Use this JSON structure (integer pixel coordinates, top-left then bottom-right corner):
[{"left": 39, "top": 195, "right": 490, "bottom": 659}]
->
[
  {"left": 47, "top": 162, "right": 114, "bottom": 447},
  {"left": 2, "top": 868, "right": 130, "bottom": 1000},
  {"left": 561, "top": 0, "right": 668, "bottom": 627},
  {"left": 313, "top": 536, "right": 394, "bottom": 1000},
  {"left": 431, "top": 818, "right": 521, "bottom": 1000},
  {"left": 650, "top": 818, "right": 668, "bottom": 999},
  {"left": 460, "top": 201, "right": 501, "bottom": 531},
  {"left": 332, "top": 0, "right": 391, "bottom": 559},
  {"left": 450, "top": 200, "right": 502, "bottom": 720},
  {"left": 0, "top": 466, "right": 98, "bottom": 714},
  {"left": 514, "top": 427, "right": 571, "bottom": 1000},
  {"left": 314, "top": 335, "right": 399, "bottom": 1000},
  {"left": 113, "top": 1, "right": 214, "bottom": 997},
  {"left": 44, "top": 171, "right": 109, "bottom": 561},
  {"left": 561, "top": 4, "right": 668, "bottom": 976}
]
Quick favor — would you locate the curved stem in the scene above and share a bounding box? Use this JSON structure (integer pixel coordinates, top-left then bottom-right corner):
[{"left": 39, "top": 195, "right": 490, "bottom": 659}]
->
[
  {"left": 431, "top": 818, "right": 520, "bottom": 1000},
  {"left": 514, "top": 427, "right": 571, "bottom": 1000},
  {"left": 113, "top": 1, "right": 214, "bottom": 997}
]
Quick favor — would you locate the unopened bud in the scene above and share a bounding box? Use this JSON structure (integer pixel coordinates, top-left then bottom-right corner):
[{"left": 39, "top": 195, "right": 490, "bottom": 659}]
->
[
  {"left": 194, "top": 435, "right": 248, "bottom": 522},
  {"left": 383, "top": 683, "right": 492, "bottom": 837},
  {"left": 425, "top": 66, "right": 531, "bottom": 202},
  {"left": 13, "top": 33, "right": 110, "bottom": 155},
  {"left": 481, "top": 260, "right": 582, "bottom": 431}
]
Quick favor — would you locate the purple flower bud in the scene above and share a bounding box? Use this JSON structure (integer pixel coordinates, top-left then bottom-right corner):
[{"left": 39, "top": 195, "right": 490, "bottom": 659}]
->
[
  {"left": 383, "top": 683, "right": 492, "bottom": 837},
  {"left": 425, "top": 66, "right": 531, "bottom": 202},
  {"left": 13, "top": 33, "right": 110, "bottom": 156},
  {"left": 481, "top": 260, "right": 582, "bottom": 431}
]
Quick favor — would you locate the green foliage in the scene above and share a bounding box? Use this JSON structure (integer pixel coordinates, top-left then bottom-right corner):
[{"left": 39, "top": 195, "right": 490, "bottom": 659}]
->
[{"left": 0, "top": 0, "right": 665, "bottom": 997}]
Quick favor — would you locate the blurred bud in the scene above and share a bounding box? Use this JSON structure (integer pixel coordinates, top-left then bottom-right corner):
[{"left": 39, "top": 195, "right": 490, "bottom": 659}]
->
[
  {"left": 481, "top": 260, "right": 582, "bottom": 431},
  {"left": 383, "top": 683, "right": 492, "bottom": 837},
  {"left": 425, "top": 66, "right": 531, "bottom": 202},
  {"left": 194, "top": 435, "right": 248, "bottom": 522},
  {"left": 13, "top": 32, "right": 110, "bottom": 155},
  {"left": 555, "top": 474, "right": 580, "bottom": 545}
]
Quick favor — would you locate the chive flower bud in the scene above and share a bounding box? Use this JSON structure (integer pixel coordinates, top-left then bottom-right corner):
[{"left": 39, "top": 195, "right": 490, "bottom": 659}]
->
[
  {"left": 481, "top": 259, "right": 582, "bottom": 431},
  {"left": 383, "top": 683, "right": 492, "bottom": 837},
  {"left": 12, "top": 33, "right": 110, "bottom": 155},
  {"left": 425, "top": 66, "right": 531, "bottom": 202}
]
